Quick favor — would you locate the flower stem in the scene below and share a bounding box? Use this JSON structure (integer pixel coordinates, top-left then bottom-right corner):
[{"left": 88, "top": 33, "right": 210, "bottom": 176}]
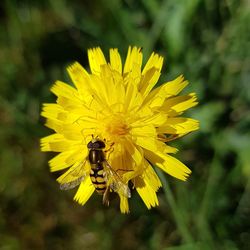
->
[{"left": 156, "top": 169, "right": 195, "bottom": 244}]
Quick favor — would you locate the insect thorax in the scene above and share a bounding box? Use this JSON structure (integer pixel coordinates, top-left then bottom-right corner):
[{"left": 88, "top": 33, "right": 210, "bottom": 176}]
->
[{"left": 88, "top": 149, "right": 105, "bottom": 165}]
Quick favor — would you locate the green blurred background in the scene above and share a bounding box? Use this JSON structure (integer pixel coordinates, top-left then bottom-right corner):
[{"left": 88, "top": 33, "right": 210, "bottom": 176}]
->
[{"left": 0, "top": 0, "right": 249, "bottom": 249}]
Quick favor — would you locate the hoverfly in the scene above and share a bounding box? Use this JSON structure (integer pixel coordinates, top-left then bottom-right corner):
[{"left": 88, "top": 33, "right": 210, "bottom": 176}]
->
[{"left": 59, "top": 138, "right": 131, "bottom": 205}]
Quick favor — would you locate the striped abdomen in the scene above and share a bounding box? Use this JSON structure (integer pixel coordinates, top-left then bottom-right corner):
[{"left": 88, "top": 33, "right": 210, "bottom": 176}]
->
[{"left": 90, "top": 164, "right": 107, "bottom": 194}]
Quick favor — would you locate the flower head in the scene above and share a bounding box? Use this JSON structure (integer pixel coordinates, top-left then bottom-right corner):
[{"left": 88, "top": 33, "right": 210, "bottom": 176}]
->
[{"left": 41, "top": 47, "right": 199, "bottom": 213}]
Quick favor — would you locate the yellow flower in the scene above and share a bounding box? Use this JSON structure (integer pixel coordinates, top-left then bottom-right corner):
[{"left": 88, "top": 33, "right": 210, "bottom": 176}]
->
[{"left": 41, "top": 47, "right": 199, "bottom": 213}]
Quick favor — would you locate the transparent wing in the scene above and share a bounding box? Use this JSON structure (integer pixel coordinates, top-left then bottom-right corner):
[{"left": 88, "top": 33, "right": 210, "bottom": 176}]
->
[
  {"left": 103, "top": 160, "right": 131, "bottom": 198},
  {"left": 59, "top": 160, "right": 88, "bottom": 190}
]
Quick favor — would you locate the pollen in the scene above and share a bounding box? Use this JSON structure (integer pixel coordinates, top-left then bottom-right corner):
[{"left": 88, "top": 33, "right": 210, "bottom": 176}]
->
[{"left": 104, "top": 115, "right": 130, "bottom": 139}]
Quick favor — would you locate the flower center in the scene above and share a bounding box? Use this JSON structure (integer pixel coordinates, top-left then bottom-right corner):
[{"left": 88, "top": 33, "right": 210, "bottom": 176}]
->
[{"left": 105, "top": 115, "right": 130, "bottom": 139}]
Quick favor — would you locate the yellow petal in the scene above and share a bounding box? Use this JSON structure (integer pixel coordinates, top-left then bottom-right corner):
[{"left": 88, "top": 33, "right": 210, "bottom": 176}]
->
[
  {"left": 139, "top": 67, "right": 161, "bottom": 98},
  {"left": 107, "top": 143, "right": 138, "bottom": 183},
  {"left": 44, "top": 118, "right": 62, "bottom": 132},
  {"left": 40, "top": 134, "right": 81, "bottom": 152},
  {"left": 109, "top": 48, "right": 122, "bottom": 74},
  {"left": 109, "top": 143, "right": 130, "bottom": 172},
  {"left": 47, "top": 140, "right": 78, "bottom": 152},
  {"left": 67, "top": 62, "right": 94, "bottom": 103},
  {"left": 49, "top": 150, "right": 76, "bottom": 172},
  {"left": 119, "top": 194, "right": 130, "bottom": 213},
  {"left": 143, "top": 161, "right": 162, "bottom": 191},
  {"left": 49, "top": 148, "right": 86, "bottom": 172},
  {"left": 40, "top": 134, "right": 63, "bottom": 151},
  {"left": 144, "top": 75, "right": 188, "bottom": 109},
  {"left": 123, "top": 138, "right": 144, "bottom": 169},
  {"left": 124, "top": 78, "right": 143, "bottom": 112},
  {"left": 98, "top": 64, "right": 125, "bottom": 106},
  {"left": 156, "top": 140, "right": 178, "bottom": 154},
  {"left": 87, "top": 78, "right": 109, "bottom": 108},
  {"left": 135, "top": 175, "right": 159, "bottom": 209},
  {"left": 58, "top": 123, "right": 82, "bottom": 140},
  {"left": 157, "top": 118, "right": 199, "bottom": 134},
  {"left": 74, "top": 175, "right": 95, "bottom": 206},
  {"left": 142, "top": 52, "right": 163, "bottom": 75},
  {"left": 41, "top": 103, "right": 64, "bottom": 119},
  {"left": 161, "top": 93, "right": 198, "bottom": 115},
  {"left": 163, "top": 75, "right": 189, "bottom": 96},
  {"left": 64, "top": 147, "right": 88, "bottom": 166},
  {"left": 132, "top": 112, "right": 167, "bottom": 127},
  {"left": 56, "top": 95, "right": 82, "bottom": 109},
  {"left": 123, "top": 46, "right": 143, "bottom": 75},
  {"left": 88, "top": 47, "right": 107, "bottom": 75},
  {"left": 139, "top": 52, "right": 163, "bottom": 98},
  {"left": 144, "top": 150, "right": 191, "bottom": 181},
  {"left": 50, "top": 80, "right": 78, "bottom": 99},
  {"left": 130, "top": 124, "right": 157, "bottom": 152},
  {"left": 135, "top": 137, "right": 158, "bottom": 152}
]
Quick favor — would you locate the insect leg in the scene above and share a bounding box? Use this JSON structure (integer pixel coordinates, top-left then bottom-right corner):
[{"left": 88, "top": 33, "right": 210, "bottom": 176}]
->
[
  {"left": 104, "top": 142, "right": 115, "bottom": 161},
  {"left": 102, "top": 188, "right": 110, "bottom": 206}
]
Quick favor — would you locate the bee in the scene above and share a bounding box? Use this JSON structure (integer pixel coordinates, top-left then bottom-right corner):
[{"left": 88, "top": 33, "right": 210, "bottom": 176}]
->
[{"left": 59, "top": 138, "right": 131, "bottom": 205}]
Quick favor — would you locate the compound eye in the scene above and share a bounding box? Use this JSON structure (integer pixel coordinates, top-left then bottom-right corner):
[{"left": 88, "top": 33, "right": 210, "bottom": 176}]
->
[
  {"left": 98, "top": 141, "right": 106, "bottom": 149},
  {"left": 87, "top": 140, "right": 105, "bottom": 149},
  {"left": 87, "top": 141, "right": 93, "bottom": 149}
]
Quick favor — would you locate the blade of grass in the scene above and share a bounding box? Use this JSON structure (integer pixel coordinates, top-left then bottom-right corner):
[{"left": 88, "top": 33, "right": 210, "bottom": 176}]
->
[{"left": 155, "top": 168, "right": 195, "bottom": 245}]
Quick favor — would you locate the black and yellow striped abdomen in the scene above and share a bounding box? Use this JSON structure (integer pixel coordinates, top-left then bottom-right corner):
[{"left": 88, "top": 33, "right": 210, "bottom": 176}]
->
[{"left": 90, "top": 164, "right": 106, "bottom": 194}]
